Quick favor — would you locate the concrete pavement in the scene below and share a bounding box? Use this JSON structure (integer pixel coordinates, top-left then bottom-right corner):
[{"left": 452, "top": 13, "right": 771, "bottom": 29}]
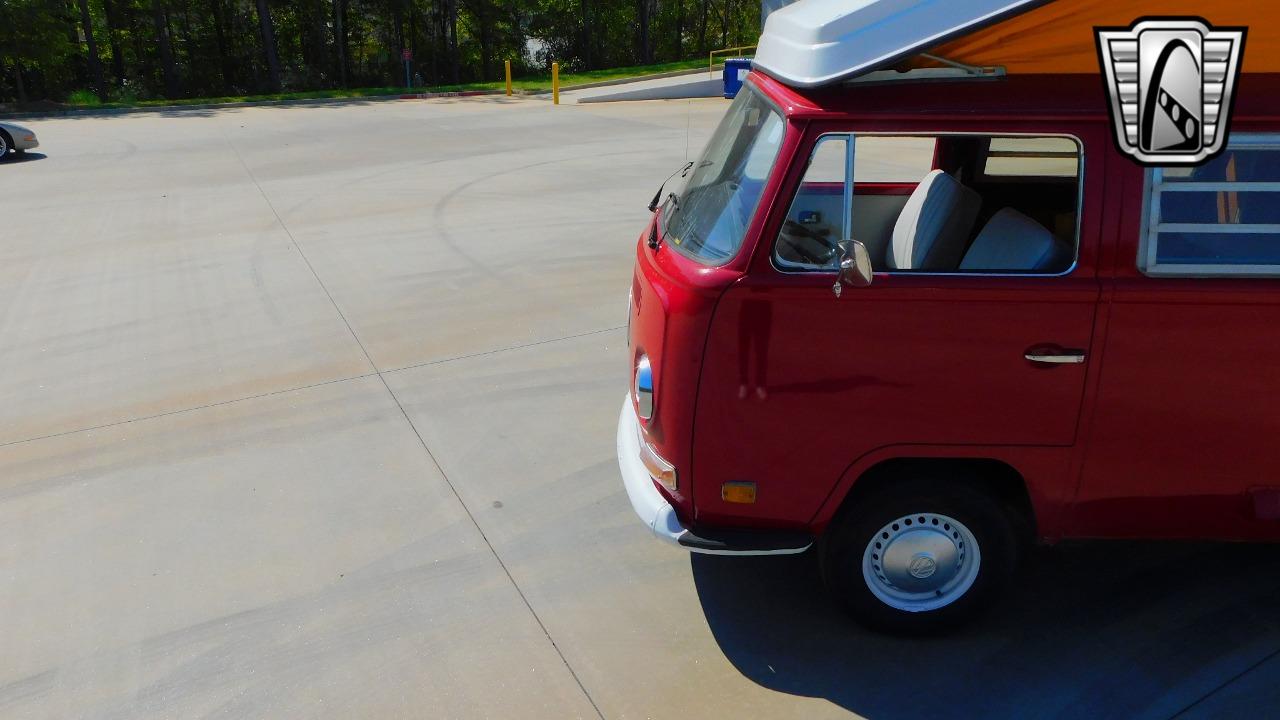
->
[{"left": 2, "top": 95, "right": 1279, "bottom": 719}]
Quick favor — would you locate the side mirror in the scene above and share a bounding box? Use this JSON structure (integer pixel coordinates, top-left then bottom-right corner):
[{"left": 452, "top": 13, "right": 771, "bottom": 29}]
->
[{"left": 832, "top": 239, "right": 873, "bottom": 296}]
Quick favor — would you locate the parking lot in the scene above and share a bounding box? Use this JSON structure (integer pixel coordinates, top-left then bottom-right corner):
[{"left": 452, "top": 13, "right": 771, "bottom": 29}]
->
[{"left": 2, "top": 95, "right": 1279, "bottom": 719}]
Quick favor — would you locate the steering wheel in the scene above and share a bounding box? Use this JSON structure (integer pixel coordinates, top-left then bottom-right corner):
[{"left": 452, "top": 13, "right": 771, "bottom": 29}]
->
[{"left": 780, "top": 219, "right": 839, "bottom": 266}]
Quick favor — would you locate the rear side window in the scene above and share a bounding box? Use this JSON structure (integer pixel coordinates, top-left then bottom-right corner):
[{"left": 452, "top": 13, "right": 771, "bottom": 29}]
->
[{"left": 1141, "top": 135, "right": 1280, "bottom": 276}]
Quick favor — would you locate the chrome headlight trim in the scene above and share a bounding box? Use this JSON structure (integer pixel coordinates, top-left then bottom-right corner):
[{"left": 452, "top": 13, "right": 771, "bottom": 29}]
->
[{"left": 635, "top": 355, "right": 654, "bottom": 420}]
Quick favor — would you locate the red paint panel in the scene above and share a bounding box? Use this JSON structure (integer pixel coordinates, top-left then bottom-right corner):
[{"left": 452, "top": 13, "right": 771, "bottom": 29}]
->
[
  {"left": 693, "top": 276, "right": 1098, "bottom": 529},
  {"left": 1069, "top": 155, "right": 1280, "bottom": 542},
  {"left": 797, "top": 181, "right": 918, "bottom": 196},
  {"left": 855, "top": 182, "right": 918, "bottom": 196}
]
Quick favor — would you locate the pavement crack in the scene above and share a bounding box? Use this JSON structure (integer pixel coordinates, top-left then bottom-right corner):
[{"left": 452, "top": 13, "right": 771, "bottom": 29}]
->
[
  {"left": 383, "top": 325, "right": 625, "bottom": 375},
  {"left": 220, "top": 127, "right": 379, "bottom": 376},
  {"left": 220, "top": 122, "right": 608, "bottom": 720},
  {"left": 0, "top": 373, "right": 378, "bottom": 449},
  {"left": 1167, "top": 645, "right": 1280, "bottom": 719},
  {"left": 373, "top": 371, "right": 608, "bottom": 720}
]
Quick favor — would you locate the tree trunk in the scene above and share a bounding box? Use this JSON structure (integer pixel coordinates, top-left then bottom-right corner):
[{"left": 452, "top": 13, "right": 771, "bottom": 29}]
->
[
  {"left": 333, "top": 0, "right": 347, "bottom": 86},
  {"left": 76, "top": 0, "right": 107, "bottom": 100},
  {"left": 674, "top": 0, "right": 682, "bottom": 59},
  {"left": 636, "top": 0, "right": 651, "bottom": 65},
  {"left": 179, "top": 6, "right": 195, "bottom": 85},
  {"left": 447, "top": 0, "right": 459, "bottom": 83},
  {"left": 477, "top": 0, "right": 491, "bottom": 81},
  {"left": 151, "top": 0, "right": 180, "bottom": 97},
  {"left": 100, "top": 0, "right": 126, "bottom": 86},
  {"left": 14, "top": 63, "right": 27, "bottom": 105},
  {"left": 209, "top": 0, "right": 234, "bottom": 87},
  {"left": 580, "top": 0, "right": 591, "bottom": 70},
  {"left": 408, "top": 0, "right": 418, "bottom": 84},
  {"left": 428, "top": 0, "right": 439, "bottom": 83},
  {"left": 255, "top": 0, "right": 282, "bottom": 91},
  {"left": 392, "top": 1, "right": 405, "bottom": 85},
  {"left": 698, "top": 0, "right": 708, "bottom": 54},
  {"left": 720, "top": 0, "right": 729, "bottom": 48}
]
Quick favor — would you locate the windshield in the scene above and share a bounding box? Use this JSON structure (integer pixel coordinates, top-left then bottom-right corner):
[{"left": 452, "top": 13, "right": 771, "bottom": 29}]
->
[{"left": 663, "top": 86, "right": 786, "bottom": 265}]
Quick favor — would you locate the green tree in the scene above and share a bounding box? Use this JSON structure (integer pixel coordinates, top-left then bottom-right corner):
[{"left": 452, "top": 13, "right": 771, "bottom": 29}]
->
[{"left": 0, "top": 0, "right": 767, "bottom": 104}]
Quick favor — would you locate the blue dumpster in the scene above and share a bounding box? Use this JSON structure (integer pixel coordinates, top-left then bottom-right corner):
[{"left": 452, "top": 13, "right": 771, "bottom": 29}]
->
[{"left": 723, "top": 58, "right": 753, "bottom": 98}]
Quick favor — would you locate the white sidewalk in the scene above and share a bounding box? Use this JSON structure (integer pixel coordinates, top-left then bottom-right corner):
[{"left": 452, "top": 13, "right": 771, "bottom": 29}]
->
[{"left": 556, "top": 70, "right": 726, "bottom": 104}]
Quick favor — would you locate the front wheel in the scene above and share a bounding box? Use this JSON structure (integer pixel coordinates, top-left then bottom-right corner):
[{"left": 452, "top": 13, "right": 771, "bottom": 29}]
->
[
  {"left": 0, "top": 131, "right": 10, "bottom": 160},
  {"left": 821, "top": 479, "right": 1018, "bottom": 634}
]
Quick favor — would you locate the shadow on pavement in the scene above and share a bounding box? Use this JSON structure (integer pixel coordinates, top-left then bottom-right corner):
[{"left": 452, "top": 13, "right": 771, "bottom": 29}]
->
[
  {"left": 3, "top": 152, "right": 48, "bottom": 163},
  {"left": 693, "top": 541, "right": 1280, "bottom": 719}
]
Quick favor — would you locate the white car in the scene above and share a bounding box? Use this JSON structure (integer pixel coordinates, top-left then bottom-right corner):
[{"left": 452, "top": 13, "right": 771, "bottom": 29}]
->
[{"left": 0, "top": 122, "right": 39, "bottom": 160}]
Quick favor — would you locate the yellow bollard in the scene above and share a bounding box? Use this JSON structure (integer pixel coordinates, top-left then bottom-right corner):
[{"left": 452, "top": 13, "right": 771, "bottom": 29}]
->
[
  {"left": 504, "top": 60, "right": 512, "bottom": 97},
  {"left": 552, "top": 62, "right": 560, "bottom": 105}
]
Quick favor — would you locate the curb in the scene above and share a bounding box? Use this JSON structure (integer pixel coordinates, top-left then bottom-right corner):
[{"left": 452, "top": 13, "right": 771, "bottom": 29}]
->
[
  {"left": 395, "top": 89, "right": 504, "bottom": 100},
  {"left": 542, "top": 64, "right": 724, "bottom": 94},
  {"left": 3, "top": 89, "right": 510, "bottom": 120},
  {"left": 3, "top": 64, "right": 727, "bottom": 120}
]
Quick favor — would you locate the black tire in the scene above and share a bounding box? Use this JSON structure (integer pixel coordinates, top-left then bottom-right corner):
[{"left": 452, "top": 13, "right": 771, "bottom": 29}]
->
[
  {"left": 820, "top": 477, "right": 1019, "bottom": 634},
  {"left": 0, "top": 130, "right": 11, "bottom": 161}
]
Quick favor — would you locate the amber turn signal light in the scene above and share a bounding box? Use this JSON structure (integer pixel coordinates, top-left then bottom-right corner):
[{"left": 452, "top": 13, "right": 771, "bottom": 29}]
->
[{"left": 721, "top": 481, "right": 756, "bottom": 504}]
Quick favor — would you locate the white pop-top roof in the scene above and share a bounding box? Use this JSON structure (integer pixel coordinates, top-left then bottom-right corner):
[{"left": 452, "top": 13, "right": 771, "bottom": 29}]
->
[{"left": 752, "top": 0, "right": 1043, "bottom": 88}]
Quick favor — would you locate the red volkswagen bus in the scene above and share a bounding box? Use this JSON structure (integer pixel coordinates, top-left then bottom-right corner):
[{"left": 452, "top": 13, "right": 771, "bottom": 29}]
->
[{"left": 617, "top": 0, "right": 1280, "bottom": 631}]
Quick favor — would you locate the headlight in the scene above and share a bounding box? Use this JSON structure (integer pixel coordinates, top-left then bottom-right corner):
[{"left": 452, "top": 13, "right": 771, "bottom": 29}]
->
[{"left": 635, "top": 355, "right": 653, "bottom": 420}]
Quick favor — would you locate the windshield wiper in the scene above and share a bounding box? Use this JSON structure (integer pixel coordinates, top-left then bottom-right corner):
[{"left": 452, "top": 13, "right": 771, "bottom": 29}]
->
[
  {"left": 648, "top": 192, "right": 682, "bottom": 251},
  {"left": 648, "top": 161, "right": 694, "bottom": 212}
]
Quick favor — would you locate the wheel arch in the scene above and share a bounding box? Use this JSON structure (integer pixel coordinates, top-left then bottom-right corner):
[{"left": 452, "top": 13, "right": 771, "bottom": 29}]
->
[{"left": 814, "top": 454, "right": 1044, "bottom": 545}]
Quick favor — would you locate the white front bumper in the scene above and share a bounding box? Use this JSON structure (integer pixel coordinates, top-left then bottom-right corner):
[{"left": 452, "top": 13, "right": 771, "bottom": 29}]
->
[
  {"left": 616, "top": 395, "right": 688, "bottom": 547},
  {"left": 616, "top": 395, "right": 813, "bottom": 556}
]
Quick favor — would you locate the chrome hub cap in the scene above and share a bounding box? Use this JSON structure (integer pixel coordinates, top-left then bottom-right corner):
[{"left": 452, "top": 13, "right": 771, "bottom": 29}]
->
[{"left": 862, "top": 512, "right": 980, "bottom": 612}]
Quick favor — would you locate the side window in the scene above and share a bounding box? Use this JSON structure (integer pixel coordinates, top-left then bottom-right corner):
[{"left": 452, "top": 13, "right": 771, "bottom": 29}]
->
[
  {"left": 854, "top": 136, "right": 937, "bottom": 182},
  {"left": 775, "top": 136, "right": 849, "bottom": 270},
  {"left": 1141, "top": 136, "right": 1280, "bottom": 276},
  {"left": 981, "top": 137, "right": 1080, "bottom": 178},
  {"left": 774, "top": 133, "right": 1081, "bottom": 274}
]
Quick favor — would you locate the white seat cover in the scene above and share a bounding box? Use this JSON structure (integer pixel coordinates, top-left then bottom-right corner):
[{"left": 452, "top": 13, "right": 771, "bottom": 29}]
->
[
  {"left": 959, "top": 207, "right": 1070, "bottom": 271},
  {"left": 888, "top": 169, "right": 982, "bottom": 271}
]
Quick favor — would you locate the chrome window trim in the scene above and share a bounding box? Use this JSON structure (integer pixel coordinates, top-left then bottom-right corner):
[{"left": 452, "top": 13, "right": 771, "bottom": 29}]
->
[
  {"left": 843, "top": 135, "right": 856, "bottom": 246},
  {"left": 774, "top": 133, "right": 853, "bottom": 273},
  {"left": 770, "top": 131, "right": 1085, "bottom": 279},
  {"left": 1139, "top": 133, "right": 1280, "bottom": 278}
]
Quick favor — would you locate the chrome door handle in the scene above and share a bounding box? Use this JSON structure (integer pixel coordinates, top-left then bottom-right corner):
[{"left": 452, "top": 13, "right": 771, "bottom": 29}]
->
[{"left": 1025, "top": 351, "right": 1086, "bottom": 364}]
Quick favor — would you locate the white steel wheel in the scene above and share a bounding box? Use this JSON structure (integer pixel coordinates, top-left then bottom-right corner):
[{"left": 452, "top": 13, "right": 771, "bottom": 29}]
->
[
  {"left": 862, "top": 512, "right": 981, "bottom": 613},
  {"left": 821, "top": 477, "right": 1020, "bottom": 633}
]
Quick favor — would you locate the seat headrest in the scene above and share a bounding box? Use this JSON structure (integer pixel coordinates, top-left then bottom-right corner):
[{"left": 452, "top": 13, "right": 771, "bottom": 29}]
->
[
  {"left": 959, "top": 208, "right": 1070, "bottom": 272},
  {"left": 888, "top": 169, "right": 982, "bottom": 271}
]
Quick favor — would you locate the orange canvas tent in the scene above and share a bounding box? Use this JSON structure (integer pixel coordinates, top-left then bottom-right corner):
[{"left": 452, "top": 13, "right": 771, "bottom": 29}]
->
[{"left": 924, "top": 0, "right": 1279, "bottom": 73}]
